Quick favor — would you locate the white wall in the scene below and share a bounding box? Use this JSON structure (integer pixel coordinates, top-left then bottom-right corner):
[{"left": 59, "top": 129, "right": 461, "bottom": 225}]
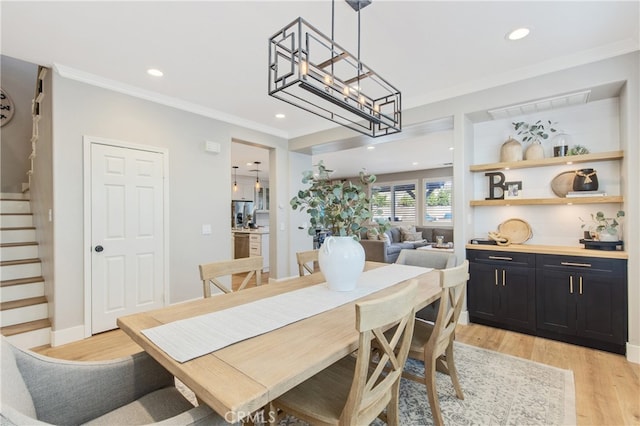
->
[{"left": 50, "top": 73, "right": 288, "bottom": 339}]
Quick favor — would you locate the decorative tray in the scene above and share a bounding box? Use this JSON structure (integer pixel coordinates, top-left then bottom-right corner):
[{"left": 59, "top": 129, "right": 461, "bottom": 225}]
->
[
  {"left": 498, "top": 218, "right": 533, "bottom": 244},
  {"left": 579, "top": 239, "right": 623, "bottom": 251}
]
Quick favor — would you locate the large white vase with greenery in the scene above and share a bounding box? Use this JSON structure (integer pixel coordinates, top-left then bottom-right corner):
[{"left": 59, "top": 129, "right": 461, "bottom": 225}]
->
[
  {"left": 319, "top": 236, "right": 365, "bottom": 291},
  {"left": 290, "top": 161, "right": 389, "bottom": 292}
]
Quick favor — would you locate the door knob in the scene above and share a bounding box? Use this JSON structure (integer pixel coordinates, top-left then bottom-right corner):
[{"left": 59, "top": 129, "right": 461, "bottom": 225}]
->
[{"left": 94, "top": 245, "right": 104, "bottom": 253}]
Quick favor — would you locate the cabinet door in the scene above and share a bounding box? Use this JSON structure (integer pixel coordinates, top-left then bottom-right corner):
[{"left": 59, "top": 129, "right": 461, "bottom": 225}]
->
[
  {"left": 536, "top": 268, "right": 576, "bottom": 335},
  {"left": 576, "top": 271, "right": 626, "bottom": 344},
  {"left": 501, "top": 265, "right": 536, "bottom": 331},
  {"left": 467, "top": 262, "right": 500, "bottom": 322}
]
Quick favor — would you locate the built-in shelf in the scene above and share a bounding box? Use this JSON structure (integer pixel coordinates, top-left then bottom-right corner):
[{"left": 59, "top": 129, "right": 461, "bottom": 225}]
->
[
  {"left": 470, "top": 196, "right": 623, "bottom": 206},
  {"left": 469, "top": 150, "right": 623, "bottom": 172}
]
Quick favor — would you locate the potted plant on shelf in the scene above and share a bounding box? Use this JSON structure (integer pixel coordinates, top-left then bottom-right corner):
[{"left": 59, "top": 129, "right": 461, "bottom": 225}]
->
[
  {"left": 290, "top": 161, "right": 388, "bottom": 291},
  {"left": 580, "top": 210, "right": 625, "bottom": 242},
  {"left": 512, "top": 120, "right": 557, "bottom": 160}
]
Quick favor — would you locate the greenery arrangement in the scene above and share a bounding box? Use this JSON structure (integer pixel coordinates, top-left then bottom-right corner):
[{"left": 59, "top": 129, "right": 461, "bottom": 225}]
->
[
  {"left": 290, "top": 161, "right": 389, "bottom": 237},
  {"left": 568, "top": 144, "right": 590, "bottom": 155},
  {"left": 580, "top": 210, "right": 625, "bottom": 234},
  {"left": 512, "top": 120, "right": 557, "bottom": 143}
]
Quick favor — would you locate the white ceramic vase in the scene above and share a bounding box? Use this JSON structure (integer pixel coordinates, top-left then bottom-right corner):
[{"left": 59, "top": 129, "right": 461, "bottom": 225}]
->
[
  {"left": 598, "top": 228, "right": 618, "bottom": 242},
  {"left": 318, "top": 236, "right": 365, "bottom": 292}
]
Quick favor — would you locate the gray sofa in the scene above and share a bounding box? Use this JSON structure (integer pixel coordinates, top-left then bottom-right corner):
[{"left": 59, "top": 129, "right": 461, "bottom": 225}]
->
[{"left": 360, "top": 226, "right": 454, "bottom": 263}]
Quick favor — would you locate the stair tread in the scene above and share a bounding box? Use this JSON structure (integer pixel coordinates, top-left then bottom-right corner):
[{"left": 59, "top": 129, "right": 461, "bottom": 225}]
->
[
  {"left": 0, "top": 258, "right": 41, "bottom": 266},
  {"left": 1, "top": 295, "right": 47, "bottom": 311},
  {"left": 0, "top": 213, "right": 33, "bottom": 216},
  {"left": 1, "top": 318, "right": 51, "bottom": 337},
  {"left": 0, "top": 241, "right": 38, "bottom": 248},
  {"left": 0, "top": 227, "right": 35, "bottom": 231},
  {"left": 1, "top": 276, "right": 45, "bottom": 287},
  {"left": 0, "top": 198, "right": 30, "bottom": 201}
]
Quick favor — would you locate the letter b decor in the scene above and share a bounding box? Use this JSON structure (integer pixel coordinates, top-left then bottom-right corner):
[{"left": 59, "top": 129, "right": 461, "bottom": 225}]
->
[{"left": 485, "top": 172, "right": 506, "bottom": 200}]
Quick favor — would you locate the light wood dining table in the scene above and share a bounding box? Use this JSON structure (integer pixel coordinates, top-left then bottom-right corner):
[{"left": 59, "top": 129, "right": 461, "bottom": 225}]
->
[{"left": 117, "top": 261, "right": 440, "bottom": 423}]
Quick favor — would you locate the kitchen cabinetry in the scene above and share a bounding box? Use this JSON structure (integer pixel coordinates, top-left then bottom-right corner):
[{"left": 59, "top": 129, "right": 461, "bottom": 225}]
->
[
  {"left": 469, "top": 151, "right": 624, "bottom": 206},
  {"left": 536, "top": 254, "right": 627, "bottom": 353},
  {"left": 249, "top": 233, "right": 269, "bottom": 272},
  {"left": 467, "top": 250, "right": 536, "bottom": 333}
]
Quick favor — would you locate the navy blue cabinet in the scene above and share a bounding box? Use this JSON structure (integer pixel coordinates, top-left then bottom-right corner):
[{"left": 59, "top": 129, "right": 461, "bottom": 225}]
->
[
  {"left": 467, "top": 250, "right": 536, "bottom": 333},
  {"left": 536, "top": 254, "right": 627, "bottom": 354},
  {"left": 467, "top": 249, "right": 628, "bottom": 354}
]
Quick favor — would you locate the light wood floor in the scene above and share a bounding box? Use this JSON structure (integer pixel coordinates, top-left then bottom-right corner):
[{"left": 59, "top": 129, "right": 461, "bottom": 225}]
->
[{"left": 35, "top": 318, "right": 639, "bottom": 425}]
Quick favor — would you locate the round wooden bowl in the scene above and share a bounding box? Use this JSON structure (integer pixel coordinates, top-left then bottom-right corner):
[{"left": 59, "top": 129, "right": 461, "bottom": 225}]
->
[{"left": 498, "top": 218, "right": 533, "bottom": 244}]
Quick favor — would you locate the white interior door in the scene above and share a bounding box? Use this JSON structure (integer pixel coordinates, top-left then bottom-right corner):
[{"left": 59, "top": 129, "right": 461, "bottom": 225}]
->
[{"left": 91, "top": 143, "right": 165, "bottom": 333}]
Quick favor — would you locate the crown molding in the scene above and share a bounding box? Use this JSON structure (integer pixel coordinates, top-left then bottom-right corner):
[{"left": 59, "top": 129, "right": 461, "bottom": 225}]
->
[{"left": 53, "top": 64, "right": 289, "bottom": 139}]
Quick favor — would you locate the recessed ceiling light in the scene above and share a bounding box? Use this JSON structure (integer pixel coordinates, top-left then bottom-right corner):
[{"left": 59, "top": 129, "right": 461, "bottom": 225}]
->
[
  {"left": 275, "top": 113, "right": 286, "bottom": 119},
  {"left": 147, "top": 68, "right": 164, "bottom": 77},
  {"left": 506, "top": 27, "right": 530, "bottom": 41},
  {"left": 449, "top": 147, "right": 454, "bottom": 151},
  {"left": 412, "top": 162, "right": 419, "bottom": 166},
  {"left": 367, "top": 146, "right": 375, "bottom": 150}
]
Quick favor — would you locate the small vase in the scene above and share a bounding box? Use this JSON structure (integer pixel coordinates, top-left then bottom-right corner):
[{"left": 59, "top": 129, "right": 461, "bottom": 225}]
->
[
  {"left": 597, "top": 228, "right": 618, "bottom": 242},
  {"left": 573, "top": 168, "right": 599, "bottom": 191},
  {"left": 318, "top": 236, "right": 365, "bottom": 291},
  {"left": 524, "top": 141, "right": 544, "bottom": 160},
  {"left": 552, "top": 132, "right": 572, "bottom": 157},
  {"left": 500, "top": 137, "right": 523, "bottom": 162}
]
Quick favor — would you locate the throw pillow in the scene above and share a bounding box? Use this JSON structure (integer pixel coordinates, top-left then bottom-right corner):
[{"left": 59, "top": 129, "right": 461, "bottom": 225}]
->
[
  {"left": 366, "top": 227, "right": 380, "bottom": 240},
  {"left": 400, "top": 226, "right": 419, "bottom": 242},
  {"left": 380, "top": 232, "right": 391, "bottom": 247}
]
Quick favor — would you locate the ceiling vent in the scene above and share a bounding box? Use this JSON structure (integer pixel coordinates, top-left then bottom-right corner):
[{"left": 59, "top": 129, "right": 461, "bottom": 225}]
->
[{"left": 487, "top": 90, "right": 591, "bottom": 120}]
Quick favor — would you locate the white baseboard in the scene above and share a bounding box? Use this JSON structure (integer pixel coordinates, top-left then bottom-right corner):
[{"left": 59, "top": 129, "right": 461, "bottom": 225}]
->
[
  {"left": 51, "top": 325, "right": 85, "bottom": 347},
  {"left": 458, "top": 310, "right": 469, "bottom": 326},
  {"left": 626, "top": 342, "right": 640, "bottom": 364}
]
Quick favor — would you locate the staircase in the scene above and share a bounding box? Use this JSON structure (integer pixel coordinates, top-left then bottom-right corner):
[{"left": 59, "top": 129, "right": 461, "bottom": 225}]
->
[{"left": 0, "top": 193, "right": 51, "bottom": 348}]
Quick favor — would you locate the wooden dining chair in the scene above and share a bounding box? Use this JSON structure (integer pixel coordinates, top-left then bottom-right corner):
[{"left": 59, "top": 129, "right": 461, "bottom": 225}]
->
[
  {"left": 199, "top": 256, "right": 263, "bottom": 297},
  {"left": 268, "top": 280, "right": 418, "bottom": 426},
  {"left": 295, "top": 249, "right": 319, "bottom": 277},
  {"left": 404, "top": 260, "right": 469, "bottom": 426}
]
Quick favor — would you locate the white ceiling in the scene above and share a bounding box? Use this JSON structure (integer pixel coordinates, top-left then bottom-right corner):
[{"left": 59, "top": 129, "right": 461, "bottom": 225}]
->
[{"left": 2, "top": 1, "right": 638, "bottom": 178}]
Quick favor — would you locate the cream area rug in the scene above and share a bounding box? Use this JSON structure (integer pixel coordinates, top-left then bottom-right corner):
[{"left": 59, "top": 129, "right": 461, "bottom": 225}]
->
[{"left": 179, "top": 341, "right": 576, "bottom": 425}]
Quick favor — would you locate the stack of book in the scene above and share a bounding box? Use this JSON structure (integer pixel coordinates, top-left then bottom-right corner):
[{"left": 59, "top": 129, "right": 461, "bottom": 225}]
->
[{"left": 566, "top": 190, "right": 607, "bottom": 197}]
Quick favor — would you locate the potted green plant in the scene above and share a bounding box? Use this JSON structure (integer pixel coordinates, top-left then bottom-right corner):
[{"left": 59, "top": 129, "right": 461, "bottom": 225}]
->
[
  {"left": 512, "top": 120, "right": 557, "bottom": 160},
  {"left": 290, "top": 161, "right": 388, "bottom": 291},
  {"left": 580, "top": 210, "right": 625, "bottom": 242},
  {"left": 290, "top": 160, "right": 387, "bottom": 237}
]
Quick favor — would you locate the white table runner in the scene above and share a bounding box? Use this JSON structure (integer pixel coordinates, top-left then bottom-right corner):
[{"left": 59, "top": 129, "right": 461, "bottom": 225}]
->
[{"left": 142, "top": 263, "right": 431, "bottom": 363}]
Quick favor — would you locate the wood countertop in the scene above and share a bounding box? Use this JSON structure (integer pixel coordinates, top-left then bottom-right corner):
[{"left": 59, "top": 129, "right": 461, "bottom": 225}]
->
[
  {"left": 232, "top": 228, "right": 269, "bottom": 234},
  {"left": 465, "top": 243, "right": 628, "bottom": 259}
]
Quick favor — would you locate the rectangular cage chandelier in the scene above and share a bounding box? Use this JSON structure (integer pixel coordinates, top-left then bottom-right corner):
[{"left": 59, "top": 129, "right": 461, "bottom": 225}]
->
[{"left": 268, "top": 6, "right": 402, "bottom": 138}]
